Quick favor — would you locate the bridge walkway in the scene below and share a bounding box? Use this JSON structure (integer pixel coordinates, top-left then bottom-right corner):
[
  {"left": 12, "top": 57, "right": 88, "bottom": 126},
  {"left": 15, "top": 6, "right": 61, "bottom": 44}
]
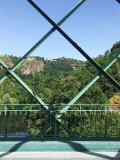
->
[{"left": 0, "top": 138, "right": 120, "bottom": 159}]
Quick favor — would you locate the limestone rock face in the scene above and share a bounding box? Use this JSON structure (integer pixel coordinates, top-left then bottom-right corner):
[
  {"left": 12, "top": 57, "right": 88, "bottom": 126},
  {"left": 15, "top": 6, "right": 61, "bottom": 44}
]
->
[
  {"left": 21, "top": 58, "right": 44, "bottom": 75},
  {"left": 0, "top": 56, "right": 44, "bottom": 75},
  {"left": 0, "top": 56, "right": 14, "bottom": 67}
]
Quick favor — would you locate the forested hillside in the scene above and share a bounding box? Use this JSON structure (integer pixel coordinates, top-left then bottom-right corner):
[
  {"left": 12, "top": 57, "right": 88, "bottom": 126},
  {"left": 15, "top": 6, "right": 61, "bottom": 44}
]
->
[{"left": 0, "top": 41, "right": 120, "bottom": 105}]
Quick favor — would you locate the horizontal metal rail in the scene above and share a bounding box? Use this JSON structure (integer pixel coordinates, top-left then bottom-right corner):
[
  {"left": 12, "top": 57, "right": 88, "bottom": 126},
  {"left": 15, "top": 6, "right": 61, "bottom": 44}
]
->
[
  {"left": 0, "top": 104, "right": 120, "bottom": 106},
  {"left": 0, "top": 104, "right": 120, "bottom": 138}
]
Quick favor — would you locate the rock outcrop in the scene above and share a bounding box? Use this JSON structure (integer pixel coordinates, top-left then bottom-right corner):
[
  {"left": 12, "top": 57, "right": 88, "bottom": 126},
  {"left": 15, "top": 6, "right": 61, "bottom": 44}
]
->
[{"left": 21, "top": 57, "right": 44, "bottom": 75}]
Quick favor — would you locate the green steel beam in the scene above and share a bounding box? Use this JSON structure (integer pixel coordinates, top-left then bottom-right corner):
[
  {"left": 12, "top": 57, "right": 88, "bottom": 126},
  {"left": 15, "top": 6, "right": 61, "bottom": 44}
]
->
[
  {"left": 60, "top": 52, "right": 120, "bottom": 113},
  {"left": 0, "top": 0, "right": 86, "bottom": 136},
  {"left": 0, "top": 60, "right": 74, "bottom": 135},
  {"left": 0, "top": 0, "right": 85, "bottom": 84},
  {"left": 116, "top": 0, "right": 120, "bottom": 4},
  {"left": 39, "top": 120, "right": 54, "bottom": 136},
  {"left": 0, "top": 60, "right": 48, "bottom": 109},
  {"left": 40, "top": 120, "right": 75, "bottom": 137},
  {"left": 57, "top": 120, "right": 75, "bottom": 136},
  {"left": 27, "top": 0, "right": 120, "bottom": 90},
  {"left": 0, "top": 0, "right": 119, "bottom": 136},
  {"left": 0, "top": 104, "right": 120, "bottom": 107}
]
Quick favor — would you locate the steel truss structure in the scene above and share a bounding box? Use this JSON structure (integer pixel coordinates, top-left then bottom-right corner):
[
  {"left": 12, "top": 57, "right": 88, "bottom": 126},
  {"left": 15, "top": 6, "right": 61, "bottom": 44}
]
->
[{"left": 0, "top": 0, "right": 120, "bottom": 136}]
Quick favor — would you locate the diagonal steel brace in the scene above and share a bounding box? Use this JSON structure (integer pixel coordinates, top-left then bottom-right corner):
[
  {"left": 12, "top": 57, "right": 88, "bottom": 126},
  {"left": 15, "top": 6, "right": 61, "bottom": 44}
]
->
[
  {"left": 45, "top": 50, "right": 120, "bottom": 132},
  {"left": 60, "top": 52, "right": 120, "bottom": 113},
  {"left": 0, "top": 0, "right": 86, "bottom": 84},
  {"left": 0, "top": 0, "right": 119, "bottom": 136},
  {"left": 28, "top": 0, "right": 120, "bottom": 135},
  {"left": 0, "top": 60, "right": 74, "bottom": 135},
  {"left": 0, "top": 60, "right": 47, "bottom": 108},
  {"left": 27, "top": 0, "right": 120, "bottom": 90},
  {"left": 0, "top": 0, "right": 86, "bottom": 136}
]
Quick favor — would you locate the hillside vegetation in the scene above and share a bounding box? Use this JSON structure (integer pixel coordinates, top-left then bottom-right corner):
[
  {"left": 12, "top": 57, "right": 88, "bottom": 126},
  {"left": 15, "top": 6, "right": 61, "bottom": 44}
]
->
[{"left": 0, "top": 41, "right": 120, "bottom": 105}]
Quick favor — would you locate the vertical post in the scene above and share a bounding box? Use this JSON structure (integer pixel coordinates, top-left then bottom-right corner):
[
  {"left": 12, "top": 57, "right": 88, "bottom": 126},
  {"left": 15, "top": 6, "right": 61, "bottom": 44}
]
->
[
  {"left": 54, "top": 113, "right": 60, "bottom": 137},
  {"left": 116, "top": 112, "right": 118, "bottom": 136},
  {"left": 30, "top": 106, "right": 32, "bottom": 137},
  {"left": 80, "top": 105, "right": 81, "bottom": 137},
  {"left": 4, "top": 105, "right": 7, "bottom": 138},
  {"left": 105, "top": 105, "right": 107, "bottom": 137},
  {"left": 55, "top": 113, "right": 57, "bottom": 137}
]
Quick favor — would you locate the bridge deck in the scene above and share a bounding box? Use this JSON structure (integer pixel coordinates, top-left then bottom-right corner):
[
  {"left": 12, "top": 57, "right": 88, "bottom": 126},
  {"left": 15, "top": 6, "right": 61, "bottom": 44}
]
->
[
  {"left": 0, "top": 138, "right": 120, "bottom": 152},
  {"left": 0, "top": 138, "right": 120, "bottom": 159}
]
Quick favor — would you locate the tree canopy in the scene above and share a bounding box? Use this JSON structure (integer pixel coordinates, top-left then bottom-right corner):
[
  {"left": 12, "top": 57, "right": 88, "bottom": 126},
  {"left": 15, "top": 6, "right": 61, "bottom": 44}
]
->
[{"left": 0, "top": 41, "right": 120, "bottom": 105}]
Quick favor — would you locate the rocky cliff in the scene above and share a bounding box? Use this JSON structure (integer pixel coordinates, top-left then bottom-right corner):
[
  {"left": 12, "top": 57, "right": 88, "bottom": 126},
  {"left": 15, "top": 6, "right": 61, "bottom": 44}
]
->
[
  {"left": 21, "top": 57, "right": 44, "bottom": 75},
  {"left": 0, "top": 56, "right": 44, "bottom": 75}
]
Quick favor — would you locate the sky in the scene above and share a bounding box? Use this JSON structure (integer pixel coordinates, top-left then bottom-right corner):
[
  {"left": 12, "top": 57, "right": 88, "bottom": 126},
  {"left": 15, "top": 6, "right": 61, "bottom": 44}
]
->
[{"left": 0, "top": 0, "right": 120, "bottom": 61}]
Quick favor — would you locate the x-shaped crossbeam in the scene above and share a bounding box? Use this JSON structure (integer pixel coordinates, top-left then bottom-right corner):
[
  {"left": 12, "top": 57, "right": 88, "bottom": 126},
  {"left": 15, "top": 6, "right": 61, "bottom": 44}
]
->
[{"left": 0, "top": 0, "right": 120, "bottom": 136}]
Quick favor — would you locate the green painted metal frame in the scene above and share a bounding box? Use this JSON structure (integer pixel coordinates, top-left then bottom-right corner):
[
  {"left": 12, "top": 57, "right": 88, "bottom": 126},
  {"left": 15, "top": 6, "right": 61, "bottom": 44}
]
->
[
  {"left": 61, "top": 52, "right": 120, "bottom": 113},
  {"left": 0, "top": 0, "right": 86, "bottom": 136},
  {"left": 27, "top": 0, "right": 120, "bottom": 90},
  {"left": 27, "top": 0, "right": 120, "bottom": 133},
  {"left": 0, "top": 0, "right": 120, "bottom": 136},
  {"left": 0, "top": 104, "right": 120, "bottom": 138},
  {"left": 0, "top": 0, "right": 86, "bottom": 83}
]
